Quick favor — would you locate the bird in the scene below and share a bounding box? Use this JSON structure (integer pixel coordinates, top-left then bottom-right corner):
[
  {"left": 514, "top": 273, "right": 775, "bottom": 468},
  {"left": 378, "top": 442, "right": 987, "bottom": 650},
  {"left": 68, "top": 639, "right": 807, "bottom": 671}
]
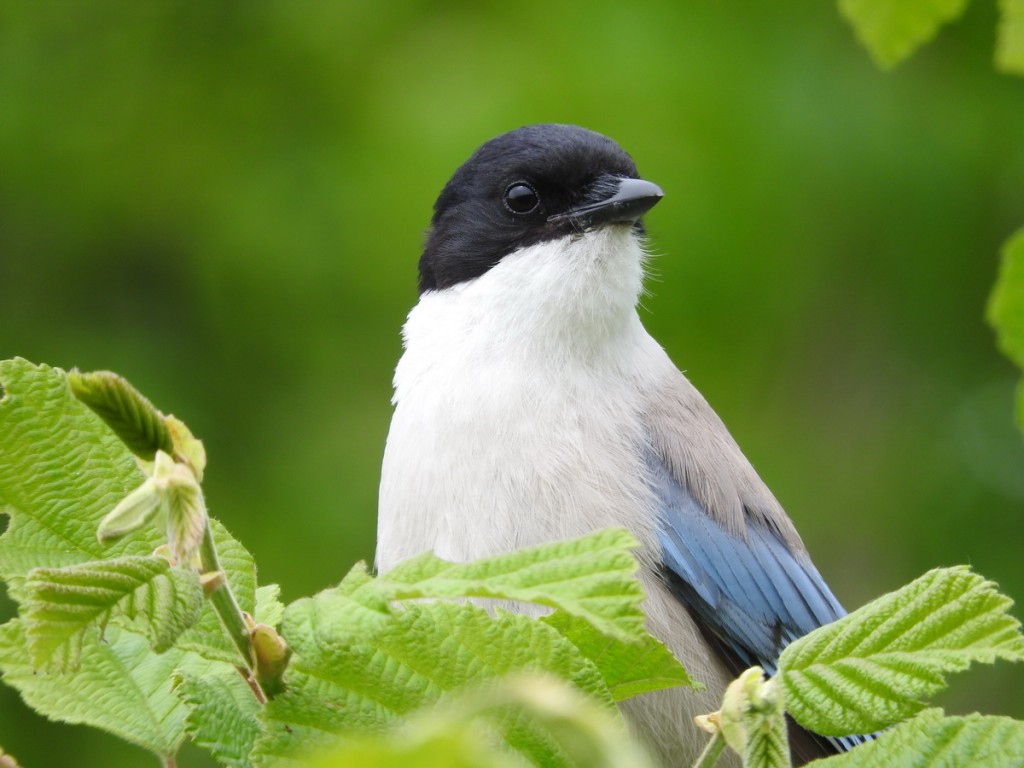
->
[{"left": 376, "top": 123, "right": 850, "bottom": 766}]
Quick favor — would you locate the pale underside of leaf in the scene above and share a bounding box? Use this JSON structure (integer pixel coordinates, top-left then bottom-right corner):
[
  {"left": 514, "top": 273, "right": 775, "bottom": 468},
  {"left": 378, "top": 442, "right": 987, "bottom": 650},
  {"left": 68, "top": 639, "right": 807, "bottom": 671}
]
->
[{"left": 305, "top": 730, "right": 522, "bottom": 768}]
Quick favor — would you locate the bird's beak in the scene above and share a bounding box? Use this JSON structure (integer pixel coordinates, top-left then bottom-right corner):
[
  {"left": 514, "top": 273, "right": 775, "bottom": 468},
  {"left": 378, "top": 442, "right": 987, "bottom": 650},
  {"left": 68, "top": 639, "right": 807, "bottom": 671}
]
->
[{"left": 548, "top": 177, "right": 664, "bottom": 230}]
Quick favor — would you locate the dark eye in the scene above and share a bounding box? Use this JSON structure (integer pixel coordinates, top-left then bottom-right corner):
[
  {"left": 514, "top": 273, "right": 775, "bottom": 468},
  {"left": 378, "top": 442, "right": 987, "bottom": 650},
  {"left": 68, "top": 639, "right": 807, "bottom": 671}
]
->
[{"left": 503, "top": 182, "right": 540, "bottom": 215}]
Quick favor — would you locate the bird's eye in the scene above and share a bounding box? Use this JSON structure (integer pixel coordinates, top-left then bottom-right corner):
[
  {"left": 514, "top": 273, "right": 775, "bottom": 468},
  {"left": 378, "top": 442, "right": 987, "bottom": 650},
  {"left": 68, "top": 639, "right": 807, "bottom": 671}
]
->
[{"left": 503, "top": 182, "right": 540, "bottom": 215}]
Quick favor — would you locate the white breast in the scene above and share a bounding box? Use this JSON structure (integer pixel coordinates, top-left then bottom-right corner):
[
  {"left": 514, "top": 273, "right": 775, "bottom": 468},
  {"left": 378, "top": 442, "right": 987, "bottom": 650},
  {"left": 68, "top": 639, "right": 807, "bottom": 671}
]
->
[{"left": 376, "top": 227, "right": 662, "bottom": 570}]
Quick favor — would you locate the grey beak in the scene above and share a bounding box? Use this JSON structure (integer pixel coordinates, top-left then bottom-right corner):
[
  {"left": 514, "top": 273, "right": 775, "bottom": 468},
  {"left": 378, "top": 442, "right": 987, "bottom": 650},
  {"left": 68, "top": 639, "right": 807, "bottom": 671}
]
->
[{"left": 549, "top": 177, "right": 664, "bottom": 229}]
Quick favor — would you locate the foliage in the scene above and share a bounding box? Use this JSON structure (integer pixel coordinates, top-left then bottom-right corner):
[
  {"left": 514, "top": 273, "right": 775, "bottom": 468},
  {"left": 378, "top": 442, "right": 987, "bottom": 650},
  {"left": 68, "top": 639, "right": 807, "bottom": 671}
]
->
[
  {"left": 838, "top": 0, "right": 1024, "bottom": 73},
  {"left": 778, "top": 566, "right": 1024, "bottom": 736},
  {"left": 67, "top": 370, "right": 174, "bottom": 462},
  {"left": 988, "top": 229, "right": 1024, "bottom": 430},
  {"left": 306, "top": 675, "right": 658, "bottom": 768},
  {"left": 714, "top": 669, "right": 788, "bottom": 768},
  {"left": 837, "top": 0, "right": 1024, "bottom": 442},
  {"left": 692, "top": 568, "right": 1024, "bottom": 768},
  {"left": 0, "top": 358, "right": 691, "bottom": 767},
  {"left": 813, "top": 708, "right": 1024, "bottom": 767},
  {"left": 252, "top": 532, "right": 690, "bottom": 765},
  {"left": 24, "top": 555, "right": 203, "bottom": 669},
  {"left": 837, "top": 0, "right": 970, "bottom": 69},
  {"left": 1, "top": 358, "right": 1023, "bottom": 768},
  {"left": 999, "top": 0, "right": 1024, "bottom": 72}
]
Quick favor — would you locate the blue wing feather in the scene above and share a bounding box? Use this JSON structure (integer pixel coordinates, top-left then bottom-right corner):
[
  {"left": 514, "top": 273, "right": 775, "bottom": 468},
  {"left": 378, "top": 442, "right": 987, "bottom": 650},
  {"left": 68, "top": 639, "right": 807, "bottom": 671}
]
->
[
  {"left": 647, "top": 453, "right": 845, "bottom": 675},
  {"left": 648, "top": 453, "right": 872, "bottom": 757}
]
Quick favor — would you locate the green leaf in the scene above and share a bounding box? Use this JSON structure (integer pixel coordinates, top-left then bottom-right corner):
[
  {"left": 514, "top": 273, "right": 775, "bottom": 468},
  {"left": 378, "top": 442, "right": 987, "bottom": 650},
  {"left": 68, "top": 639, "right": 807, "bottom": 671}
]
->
[
  {"left": 95, "top": 477, "right": 163, "bottom": 544},
  {"left": 153, "top": 451, "right": 208, "bottom": 564},
  {"left": 718, "top": 668, "right": 790, "bottom": 768},
  {"left": 67, "top": 369, "right": 174, "bottom": 461},
  {"left": 0, "top": 359, "right": 257, "bottom": 660},
  {"left": 815, "top": 708, "right": 1024, "bottom": 767},
  {"left": 838, "top": 0, "right": 970, "bottom": 69},
  {"left": 253, "top": 601, "right": 611, "bottom": 765},
  {"left": 254, "top": 584, "right": 286, "bottom": 628},
  {"left": 275, "top": 529, "right": 651, "bottom": 669},
  {"left": 0, "top": 360, "right": 260, "bottom": 751},
  {"left": 310, "top": 675, "right": 656, "bottom": 768},
  {"left": 164, "top": 414, "right": 208, "bottom": 481},
  {"left": 541, "top": 612, "right": 699, "bottom": 700},
  {"left": 24, "top": 555, "right": 203, "bottom": 669},
  {"left": 0, "top": 359, "right": 161, "bottom": 583},
  {"left": 987, "top": 228, "right": 1024, "bottom": 430},
  {"left": 778, "top": 566, "right": 1024, "bottom": 736},
  {"left": 308, "top": 730, "right": 520, "bottom": 768},
  {"left": 997, "top": 0, "right": 1024, "bottom": 75},
  {"left": 96, "top": 450, "right": 208, "bottom": 562},
  {"left": 0, "top": 620, "right": 228, "bottom": 762},
  {"left": 251, "top": 530, "right": 681, "bottom": 763},
  {"left": 176, "top": 668, "right": 262, "bottom": 768},
  {"left": 379, "top": 528, "right": 647, "bottom": 642}
]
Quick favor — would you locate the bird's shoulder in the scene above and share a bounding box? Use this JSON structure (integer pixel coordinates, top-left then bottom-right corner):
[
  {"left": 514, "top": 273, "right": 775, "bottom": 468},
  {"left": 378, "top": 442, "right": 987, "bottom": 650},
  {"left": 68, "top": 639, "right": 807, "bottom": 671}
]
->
[
  {"left": 637, "top": 361, "right": 852, "bottom": 760},
  {"left": 637, "top": 364, "right": 805, "bottom": 553}
]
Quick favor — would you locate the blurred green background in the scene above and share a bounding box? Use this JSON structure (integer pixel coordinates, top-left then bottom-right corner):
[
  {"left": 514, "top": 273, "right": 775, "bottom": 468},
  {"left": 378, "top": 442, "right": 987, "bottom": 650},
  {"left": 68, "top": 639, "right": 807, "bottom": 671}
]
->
[{"left": 1, "top": 1, "right": 1023, "bottom": 765}]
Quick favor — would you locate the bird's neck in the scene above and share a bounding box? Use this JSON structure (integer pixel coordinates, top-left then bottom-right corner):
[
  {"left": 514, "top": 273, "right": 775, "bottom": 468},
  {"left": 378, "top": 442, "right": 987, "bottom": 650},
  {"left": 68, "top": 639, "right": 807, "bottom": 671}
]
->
[{"left": 401, "top": 228, "right": 648, "bottom": 371}]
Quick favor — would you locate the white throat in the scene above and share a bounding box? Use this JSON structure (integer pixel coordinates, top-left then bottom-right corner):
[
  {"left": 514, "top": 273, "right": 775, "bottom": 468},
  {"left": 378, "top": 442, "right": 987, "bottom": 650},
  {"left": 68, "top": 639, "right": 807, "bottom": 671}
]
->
[{"left": 403, "top": 227, "right": 648, "bottom": 365}]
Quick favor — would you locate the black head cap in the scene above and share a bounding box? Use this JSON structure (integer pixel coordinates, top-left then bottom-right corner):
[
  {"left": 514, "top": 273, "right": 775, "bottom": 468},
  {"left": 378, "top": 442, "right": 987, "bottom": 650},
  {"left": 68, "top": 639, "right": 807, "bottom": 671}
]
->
[{"left": 418, "top": 124, "right": 659, "bottom": 293}]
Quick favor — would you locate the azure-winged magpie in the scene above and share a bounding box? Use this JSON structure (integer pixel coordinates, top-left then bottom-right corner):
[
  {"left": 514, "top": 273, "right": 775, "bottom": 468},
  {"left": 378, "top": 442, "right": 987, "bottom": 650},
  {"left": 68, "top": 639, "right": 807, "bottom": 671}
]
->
[{"left": 377, "top": 124, "right": 854, "bottom": 765}]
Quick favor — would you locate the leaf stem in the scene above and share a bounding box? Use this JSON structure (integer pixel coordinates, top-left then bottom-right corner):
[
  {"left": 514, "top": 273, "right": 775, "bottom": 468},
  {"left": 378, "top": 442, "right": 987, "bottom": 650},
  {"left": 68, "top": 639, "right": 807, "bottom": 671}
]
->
[
  {"left": 198, "top": 524, "right": 262, "bottom": 698},
  {"left": 692, "top": 731, "right": 726, "bottom": 768}
]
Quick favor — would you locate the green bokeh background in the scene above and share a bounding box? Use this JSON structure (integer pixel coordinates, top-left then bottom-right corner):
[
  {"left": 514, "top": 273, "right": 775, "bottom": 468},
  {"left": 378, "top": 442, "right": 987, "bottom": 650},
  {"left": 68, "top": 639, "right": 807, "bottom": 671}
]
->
[{"left": 2, "top": 2, "right": 1023, "bottom": 765}]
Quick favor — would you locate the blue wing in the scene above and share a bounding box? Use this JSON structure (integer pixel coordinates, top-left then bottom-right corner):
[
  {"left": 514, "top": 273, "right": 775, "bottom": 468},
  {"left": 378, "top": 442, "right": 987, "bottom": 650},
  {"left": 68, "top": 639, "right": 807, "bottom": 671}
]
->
[
  {"left": 639, "top": 375, "right": 869, "bottom": 759},
  {"left": 648, "top": 452, "right": 845, "bottom": 676}
]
